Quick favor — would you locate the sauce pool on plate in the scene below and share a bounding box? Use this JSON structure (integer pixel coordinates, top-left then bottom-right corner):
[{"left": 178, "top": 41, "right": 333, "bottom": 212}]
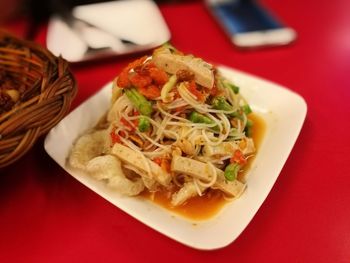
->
[{"left": 140, "top": 113, "right": 266, "bottom": 221}]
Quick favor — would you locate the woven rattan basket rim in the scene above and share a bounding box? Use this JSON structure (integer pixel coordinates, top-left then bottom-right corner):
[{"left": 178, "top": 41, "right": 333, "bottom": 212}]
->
[{"left": 0, "top": 30, "right": 77, "bottom": 168}]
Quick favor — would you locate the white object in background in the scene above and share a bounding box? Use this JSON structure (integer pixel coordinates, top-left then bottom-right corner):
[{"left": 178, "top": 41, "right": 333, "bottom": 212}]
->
[
  {"left": 47, "top": 17, "right": 88, "bottom": 62},
  {"left": 77, "top": 24, "right": 128, "bottom": 52},
  {"left": 46, "top": 0, "right": 171, "bottom": 62}
]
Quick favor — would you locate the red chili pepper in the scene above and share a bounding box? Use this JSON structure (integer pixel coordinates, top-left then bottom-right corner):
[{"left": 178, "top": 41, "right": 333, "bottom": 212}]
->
[
  {"left": 119, "top": 130, "right": 127, "bottom": 138},
  {"left": 209, "top": 85, "right": 219, "bottom": 96},
  {"left": 120, "top": 117, "right": 136, "bottom": 131},
  {"left": 109, "top": 126, "right": 129, "bottom": 146},
  {"left": 187, "top": 80, "right": 205, "bottom": 102},
  {"left": 153, "top": 157, "right": 170, "bottom": 173},
  {"left": 160, "top": 158, "right": 171, "bottom": 173},
  {"left": 110, "top": 127, "right": 121, "bottom": 144},
  {"left": 174, "top": 105, "right": 187, "bottom": 113},
  {"left": 153, "top": 157, "right": 162, "bottom": 166},
  {"left": 130, "top": 110, "right": 140, "bottom": 127},
  {"left": 230, "top": 150, "right": 247, "bottom": 165}
]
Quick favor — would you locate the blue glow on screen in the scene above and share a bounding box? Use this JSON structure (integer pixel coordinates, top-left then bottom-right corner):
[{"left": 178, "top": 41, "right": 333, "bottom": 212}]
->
[{"left": 212, "top": 0, "right": 282, "bottom": 34}]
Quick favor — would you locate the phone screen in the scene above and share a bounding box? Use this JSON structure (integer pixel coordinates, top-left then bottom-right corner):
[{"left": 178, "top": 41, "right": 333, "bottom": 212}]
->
[{"left": 210, "top": 0, "right": 283, "bottom": 34}]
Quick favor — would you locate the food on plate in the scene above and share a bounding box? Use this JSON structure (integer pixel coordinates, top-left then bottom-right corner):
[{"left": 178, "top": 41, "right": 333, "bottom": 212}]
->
[{"left": 68, "top": 44, "right": 256, "bottom": 207}]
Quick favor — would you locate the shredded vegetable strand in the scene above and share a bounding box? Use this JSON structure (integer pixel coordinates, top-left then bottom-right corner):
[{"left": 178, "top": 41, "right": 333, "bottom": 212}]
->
[
  {"left": 157, "top": 101, "right": 190, "bottom": 122},
  {"left": 178, "top": 83, "right": 209, "bottom": 113},
  {"left": 136, "top": 129, "right": 171, "bottom": 150},
  {"left": 155, "top": 115, "right": 171, "bottom": 142},
  {"left": 143, "top": 148, "right": 171, "bottom": 158},
  {"left": 166, "top": 98, "right": 189, "bottom": 109},
  {"left": 193, "top": 179, "right": 203, "bottom": 197}
]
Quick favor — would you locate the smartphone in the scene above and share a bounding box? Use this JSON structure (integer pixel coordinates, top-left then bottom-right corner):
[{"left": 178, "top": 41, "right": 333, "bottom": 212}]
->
[{"left": 205, "top": 0, "right": 296, "bottom": 48}]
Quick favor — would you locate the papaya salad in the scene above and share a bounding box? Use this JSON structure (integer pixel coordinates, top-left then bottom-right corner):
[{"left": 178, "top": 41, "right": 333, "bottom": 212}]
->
[{"left": 68, "top": 45, "right": 255, "bottom": 206}]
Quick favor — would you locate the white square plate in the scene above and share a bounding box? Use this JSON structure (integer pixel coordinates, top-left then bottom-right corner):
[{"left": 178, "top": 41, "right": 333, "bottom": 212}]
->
[
  {"left": 46, "top": 0, "right": 170, "bottom": 62},
  {"left": 44, "top": 66, "right": 307, "bottom": 250}
]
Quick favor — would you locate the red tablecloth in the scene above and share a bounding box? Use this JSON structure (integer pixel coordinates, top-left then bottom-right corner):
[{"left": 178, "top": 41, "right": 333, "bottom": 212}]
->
[{"left": 1, "top": 0, "right": 350, "bottom": 262}]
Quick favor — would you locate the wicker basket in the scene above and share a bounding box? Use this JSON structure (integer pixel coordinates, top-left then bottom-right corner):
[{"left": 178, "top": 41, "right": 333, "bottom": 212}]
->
[{"left": 0, "top": 30, "right": 77, "bottom": 168}]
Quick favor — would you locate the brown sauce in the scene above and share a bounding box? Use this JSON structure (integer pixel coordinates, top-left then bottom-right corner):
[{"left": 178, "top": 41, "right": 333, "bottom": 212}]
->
[{"left": 140, "top": 113, "right": 266, "bottom": 220}]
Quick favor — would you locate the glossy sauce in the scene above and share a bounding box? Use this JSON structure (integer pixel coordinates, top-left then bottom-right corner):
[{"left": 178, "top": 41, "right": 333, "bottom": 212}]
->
[{"left": 141, "top": 113, "right": 266, "bottom": 220}]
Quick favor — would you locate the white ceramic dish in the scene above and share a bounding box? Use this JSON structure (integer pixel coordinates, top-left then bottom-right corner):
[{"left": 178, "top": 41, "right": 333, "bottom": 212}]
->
[
  {"left": 46, "top": 0, "right": 171, "bottom": 62},
  {"left": 44, "top": 66, "right": 307, "bottom": 250}
]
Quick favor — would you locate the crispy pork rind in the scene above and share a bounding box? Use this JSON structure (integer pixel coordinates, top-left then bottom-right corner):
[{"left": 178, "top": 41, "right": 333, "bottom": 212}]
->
[
  {"left": 68, "top": 130, "right": 108, "bottom": 170},
  {"left": 86, "top": 155, "right": 144, "bottom": 196}
]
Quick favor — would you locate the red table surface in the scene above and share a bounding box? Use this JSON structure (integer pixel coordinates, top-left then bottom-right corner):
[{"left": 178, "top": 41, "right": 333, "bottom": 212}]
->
[{"left": 1, "top": 0, "right": 350, "bottom": 262}]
